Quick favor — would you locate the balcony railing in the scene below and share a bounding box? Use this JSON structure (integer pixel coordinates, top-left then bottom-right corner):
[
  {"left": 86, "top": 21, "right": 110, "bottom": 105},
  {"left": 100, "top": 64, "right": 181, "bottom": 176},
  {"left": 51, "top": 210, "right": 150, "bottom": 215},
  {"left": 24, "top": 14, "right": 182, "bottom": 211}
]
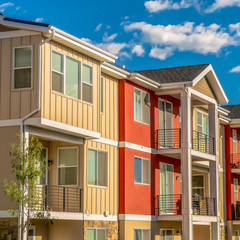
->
[
  {"left": 34, "top": 185, "right": 83, "bottom": 213},
  {"left": 192, "top": 130, "right": 215, "bottom": 155},
  {"left": 231, "top": 154, "right": 240, "bottom": 169},
  {"left": 155, "top": 194, "right": 182, "bottom": 215},
  {"left": 192, "top": 195, "right": 216, "bottom": 216},
  {"left": 156, "top": 194, "right": 216, "bottom": 217},
  {"left": 155, "top": 129, "right": 181, "bottom": 149}
]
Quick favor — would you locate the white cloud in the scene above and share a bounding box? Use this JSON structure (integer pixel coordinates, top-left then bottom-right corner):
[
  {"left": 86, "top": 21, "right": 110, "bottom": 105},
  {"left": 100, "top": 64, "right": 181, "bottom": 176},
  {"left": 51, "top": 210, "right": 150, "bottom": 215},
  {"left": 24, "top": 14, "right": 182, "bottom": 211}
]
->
[
  {"left": 229, "top": 23, "right": 240, "bottom": 37},
  {"left": 0, "top": 2, "right": 14, "bottom": 12},
  {"left": 81, "top": 37, "right": 92, "bottom": 43},
  {"left": 124, "top": 22, "right": 231, "bottom": 55},
  {"left": 96, "top": 42, "right": 129, "bottom": 57},
  {"left": 35, "top": 17, "right": 44, "bottom": 23},
  {"left": 102, "top": 32, "right": 118, "bottom": 42},
  {"left": 205, "top": 0, "right": 240, "bottom": 13},
  {"left": 144, "top": 0, "right": 193, "bottom": 13},
  {"left": 132, "top": 45, "right": 145, "bottom": 56},
  {"left": 95, "top": 23, "right": 103, "bottom": 32},
  {"left": 16, "top": 6, "right": 20, "bottom": 10},
  {"left": 230, "top": 65, "right": 240, "bottom": 73},
  {"left": 149, "top": 47, "right": 174, "bottom": 60}
]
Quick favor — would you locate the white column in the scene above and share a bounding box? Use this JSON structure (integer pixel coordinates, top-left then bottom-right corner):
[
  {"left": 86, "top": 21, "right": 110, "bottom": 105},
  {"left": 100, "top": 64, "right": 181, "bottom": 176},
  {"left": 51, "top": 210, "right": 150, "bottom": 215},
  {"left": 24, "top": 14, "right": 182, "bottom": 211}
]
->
[
  {"left": 209, "top": 103, "right": 220, "bottom": 240},
  {"left": 181, "top": 89, "right": 193, "bottom": 240}
]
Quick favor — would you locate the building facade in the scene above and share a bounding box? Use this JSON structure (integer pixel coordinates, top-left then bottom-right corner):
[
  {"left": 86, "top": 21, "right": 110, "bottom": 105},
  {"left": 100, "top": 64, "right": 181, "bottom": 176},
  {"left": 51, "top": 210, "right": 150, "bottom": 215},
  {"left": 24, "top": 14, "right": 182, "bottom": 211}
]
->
[{"left": 0, "top": 14, "right": 239, "bottom": 240}]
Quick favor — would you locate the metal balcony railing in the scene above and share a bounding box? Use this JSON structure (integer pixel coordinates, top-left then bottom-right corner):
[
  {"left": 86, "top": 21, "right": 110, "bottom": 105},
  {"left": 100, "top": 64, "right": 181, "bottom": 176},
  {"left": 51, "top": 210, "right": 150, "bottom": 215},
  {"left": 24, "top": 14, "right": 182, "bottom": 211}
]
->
[
  {"left": 192, "top": 130, "right": 215, "bottom": 155},
  {"left": 155, "top": 194, "right": 182, "bottom": 215},
  {"left": 231, "top": 154, "right": 240, "bottom": 169},
  {"left": 155, "top": 129, "right": 181, "bottom": 149},
  {"left": 34, "top": 185, "right": 83, "bottom": 213},
  {"left": 232, "top": 202, "right": 240, "bottom": 220},
  {"left": 192, "top": 195, "right": 216, "bottom": 216},
  {"left": 156, "top": 194, "right": 216, "bottom": 217}
]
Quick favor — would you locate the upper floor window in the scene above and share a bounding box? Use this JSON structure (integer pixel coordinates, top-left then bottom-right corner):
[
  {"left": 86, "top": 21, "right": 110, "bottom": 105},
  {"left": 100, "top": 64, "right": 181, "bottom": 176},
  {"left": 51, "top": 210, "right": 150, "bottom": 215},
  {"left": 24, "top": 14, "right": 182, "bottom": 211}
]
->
[
  {"left": 233, "top": 129, "right": 238, "bottom": 154},
  {"left": 14, "top": 47, "right": 32, "bottom": 89},
  {"left": 51, "top": 51, "right": 93, "bottom": 103},
  {"left": 87, "top": 228, "right": 106, "bottom": 240},
  {"left": 134, "top": 88, "right": 150, "bottom": 125},
  {"left": 87, "top": 149, "right": 108, "bottom": 187},
  {"left": 192, "top": 175, "right": 204, "bottom": 196},
  {"left": 134, "top": 229, "right": 150, "bottom": 240},
  {"left": 134, "top": 157, "right": 150, "bottom": 185},
  {"left": 234, "top": 178, "right": 238, "bottom": 203},
  {"left": 58, "top": 148, "right": 78, "bottom": 185},
  {"left": 196, "top": 110, "right": 209, "bottom": 135}
]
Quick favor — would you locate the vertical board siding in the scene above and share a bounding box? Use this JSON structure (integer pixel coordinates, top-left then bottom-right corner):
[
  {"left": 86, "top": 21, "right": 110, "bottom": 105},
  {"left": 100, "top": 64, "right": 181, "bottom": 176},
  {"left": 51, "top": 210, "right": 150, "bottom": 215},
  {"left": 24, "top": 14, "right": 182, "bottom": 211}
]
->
[
  {"left": 0, "top": 35, "right": 42, "bottom": 120},
  {"left": 84, "top": 140, "right": 118, "bottom": 215}
]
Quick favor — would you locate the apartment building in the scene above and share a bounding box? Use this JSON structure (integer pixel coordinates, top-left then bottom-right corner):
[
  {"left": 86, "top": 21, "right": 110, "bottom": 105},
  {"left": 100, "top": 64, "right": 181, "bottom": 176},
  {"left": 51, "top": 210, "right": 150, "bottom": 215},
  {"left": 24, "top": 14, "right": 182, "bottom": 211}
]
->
[
  {"left": 0, "top": 14, "right": 121, "bottom": 240},
  {"left": 0, "top": 14, "right": 236, "bottom": 240}
]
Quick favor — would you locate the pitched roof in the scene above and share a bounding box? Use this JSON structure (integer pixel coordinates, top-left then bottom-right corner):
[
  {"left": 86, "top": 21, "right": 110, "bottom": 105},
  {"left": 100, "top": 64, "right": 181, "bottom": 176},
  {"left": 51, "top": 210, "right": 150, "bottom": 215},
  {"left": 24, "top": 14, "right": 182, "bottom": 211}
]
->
[
  {"left": 221, "top": 105, "right": 240, "bottom": 119},
  {"left": 135, "top": 64, "right": 210, "bottom": 84}
]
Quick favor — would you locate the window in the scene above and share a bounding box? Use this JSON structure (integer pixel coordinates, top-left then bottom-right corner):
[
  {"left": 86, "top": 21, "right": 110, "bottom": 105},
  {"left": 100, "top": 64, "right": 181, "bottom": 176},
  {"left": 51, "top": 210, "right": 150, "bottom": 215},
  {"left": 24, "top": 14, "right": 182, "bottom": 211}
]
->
[
  {"left": 14, "top": 47, "right": 32, "bottom": 89},
  {"left": 233, "top": 130, "right": 238, "bottom": 154},
  {"left": 196, "top": 110, "right": 209, "bottom": 135},
  {"left": 38, "top": 148, "right": 47, "bottom": 185},
  {"left": 87, "top": 228, "right": 106, "bottom": 240},
  {"left": 134, "top": 229, "right": 150, "bottom": 240},
  {"left": 160, "top": 229, "right": 174, "bottom": 240},
  {"left": 235, "top": 230, "right": 239, "bottom": 240},
  {"left": 134, "top": 88, "right": 150, "bottom": 124},
  {"left": 234, "top": 178, "right": 238, "bottom": 203},
  {"left": 134, "top": 157, "right": 150, "bottom": 185},
  {"left": 192, "top": 175, "right": 204, "bottom": 196},
  {"left": 51, "top": 51, "right": 93, "bottom": 103},
  {"left": 101, "top": 77, "right": 104, "bottom": 113},
  {"left": 28, "top": 226, "right": 35, "bottom": 240},
  {"left": 58, "top": 148, "right": 78, "bottom": 185},
  {"left": 88, "top": 149, "right": 108, "bottom": 187}
]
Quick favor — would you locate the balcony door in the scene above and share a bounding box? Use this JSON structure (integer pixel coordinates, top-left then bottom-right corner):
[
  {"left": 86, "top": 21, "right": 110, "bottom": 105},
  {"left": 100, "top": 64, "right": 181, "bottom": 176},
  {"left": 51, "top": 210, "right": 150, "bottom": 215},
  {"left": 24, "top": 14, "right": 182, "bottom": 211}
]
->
[
  {"left": 160, "top": 163, "right": 174, "bottom": 214},
  {"left": 158, "top": 99, "right": 173, "bottom": 148}
]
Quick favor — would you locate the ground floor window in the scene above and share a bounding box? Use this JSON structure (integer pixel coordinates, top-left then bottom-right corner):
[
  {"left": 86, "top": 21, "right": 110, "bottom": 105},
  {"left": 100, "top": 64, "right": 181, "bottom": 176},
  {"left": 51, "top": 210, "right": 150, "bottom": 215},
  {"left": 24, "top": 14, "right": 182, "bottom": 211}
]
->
[
  {"left": 134, "top": 229, "right": 150, "bottom": 240},
  {"left": 160, "top": 229, "right": 174, "bottom": 240},
  {"left": 28, "top": 225, "right": 35, "bottom": 240},
  {"left": 87, "top": 228, "right": 106, "bottom": 240},
  {"left": 235, "top": 230, "right": 239, "bottom": 240}
]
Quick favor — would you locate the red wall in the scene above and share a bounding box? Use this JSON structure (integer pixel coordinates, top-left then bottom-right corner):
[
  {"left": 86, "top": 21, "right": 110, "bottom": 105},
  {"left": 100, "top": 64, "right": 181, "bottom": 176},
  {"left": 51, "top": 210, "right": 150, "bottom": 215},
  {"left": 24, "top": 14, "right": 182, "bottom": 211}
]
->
[{"left": 119, "top": 79, "right": 181, "bottom": 215}]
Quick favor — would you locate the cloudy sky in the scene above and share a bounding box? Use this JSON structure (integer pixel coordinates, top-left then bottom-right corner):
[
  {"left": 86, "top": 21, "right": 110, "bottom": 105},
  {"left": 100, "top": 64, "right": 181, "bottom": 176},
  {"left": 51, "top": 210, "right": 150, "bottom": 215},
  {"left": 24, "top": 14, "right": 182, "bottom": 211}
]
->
[{"left": 1, "top": 0, "right": 240, "bottom": 103}]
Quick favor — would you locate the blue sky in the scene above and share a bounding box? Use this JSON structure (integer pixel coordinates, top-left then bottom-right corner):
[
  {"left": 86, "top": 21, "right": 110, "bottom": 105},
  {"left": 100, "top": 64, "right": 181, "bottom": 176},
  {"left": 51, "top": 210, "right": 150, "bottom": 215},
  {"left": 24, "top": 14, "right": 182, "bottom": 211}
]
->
[{"left": 1, "top": 0, "right": 240, "bottom": 104}]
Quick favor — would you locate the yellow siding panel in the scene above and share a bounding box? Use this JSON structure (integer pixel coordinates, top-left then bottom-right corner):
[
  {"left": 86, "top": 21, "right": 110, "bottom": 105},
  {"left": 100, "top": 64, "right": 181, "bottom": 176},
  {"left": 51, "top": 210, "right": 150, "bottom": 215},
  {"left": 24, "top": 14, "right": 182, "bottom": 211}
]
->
[{"left": 192, "top": 77, "right": 215, "bottom": 100}]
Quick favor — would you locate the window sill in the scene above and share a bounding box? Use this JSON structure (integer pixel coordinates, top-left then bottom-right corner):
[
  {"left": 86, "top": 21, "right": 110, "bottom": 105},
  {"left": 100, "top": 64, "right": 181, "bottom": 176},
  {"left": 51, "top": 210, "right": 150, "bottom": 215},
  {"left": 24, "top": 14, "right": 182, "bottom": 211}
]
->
[
  {"left": 87, "top": 185, "right": 108, "bottom": 189},
  {"left": 134, "top": 182, "right": 151, "bottom": 186}
]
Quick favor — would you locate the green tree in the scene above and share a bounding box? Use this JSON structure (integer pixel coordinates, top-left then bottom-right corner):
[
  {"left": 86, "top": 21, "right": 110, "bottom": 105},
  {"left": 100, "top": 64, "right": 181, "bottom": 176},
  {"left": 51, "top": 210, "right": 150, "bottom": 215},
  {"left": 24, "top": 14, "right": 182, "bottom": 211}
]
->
[{"left": 3, "top": 134, "right": 52, "bottom": 240}]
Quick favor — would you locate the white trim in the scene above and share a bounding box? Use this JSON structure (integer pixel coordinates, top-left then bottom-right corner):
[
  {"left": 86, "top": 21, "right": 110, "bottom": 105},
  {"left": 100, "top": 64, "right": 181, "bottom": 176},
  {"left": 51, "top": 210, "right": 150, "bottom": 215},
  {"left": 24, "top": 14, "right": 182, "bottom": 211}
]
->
[
  {"left": 192, "top": 215, "right": 218, "bottom": 222},
  {"left": 231, "top": 169, "right": 240, "bottom": 174},
  {"left": 192, "top": 221, "right": 211, "bottom": 226},
  {"left": 191, "top": 149, "right": 216, "bottom": 161},
  {"left": 119, "top": 141, "right": 155, "bottom": 154},
  {"left": 84, "top": 214, "right": 117, "bottom": 221},
  {"left": 0, "top": 210, "right": 17, "bottom": 218},
  {"left": 0, "top": 119, "right": 22, "bottom": 126},
  {"left": 156, "top": 215, "right": 182, "bottom": 221},
  {"left": 118, "top": 214, "right": 154, "bottom": 221},
  {"left": 0, "top": 30, "right": 40, "bottom": 39},
  {"left": 189, "top": 88, "right": 217, "bottom": 105},
  {"left": 92, "top": 137, "right": 118, "bottom": 147},
  {"left": 28, "top": 225, "right": 36, "bottom": 240},
  {"left": 158, "top": 81, "right": 191, "bottom": 90},
  {"left": 101, "top": 63, "right": 128, "bottom": 79}
]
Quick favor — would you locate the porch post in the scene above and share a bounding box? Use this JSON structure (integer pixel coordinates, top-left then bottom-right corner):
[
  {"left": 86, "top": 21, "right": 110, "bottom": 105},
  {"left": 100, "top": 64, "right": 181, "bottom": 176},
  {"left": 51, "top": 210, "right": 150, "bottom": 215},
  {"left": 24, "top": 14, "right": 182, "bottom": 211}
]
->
[{"left": 181, "top": 89, "right": 193, "bottom": 240}]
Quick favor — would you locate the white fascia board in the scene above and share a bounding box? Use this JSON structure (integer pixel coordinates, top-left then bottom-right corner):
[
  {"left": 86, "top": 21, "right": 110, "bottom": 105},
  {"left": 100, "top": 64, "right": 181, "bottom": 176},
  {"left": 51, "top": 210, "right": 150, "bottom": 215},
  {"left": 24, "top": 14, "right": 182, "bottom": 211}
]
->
[
  {"left": 0, "top": 30, "right": 40, "bottom": 39},
  {"left": 189, "top": 88, "right": 217, "bottom": 105},
  {"left": 0, "top": 19, "right": 51, "bottom": 33},
  {"left": 129, "top": 72, "right": 160, "bottom": 88},
  {"left": 218, "top": 106, "right": 230, "bottom": 116},
  {"left": 25, "top": 117, "right": 101, "bottom": 139},
  {"left": 119, "top": 214, "right": 154, "bottom": 221},
  {"left": 0, "top": 119, "right": 22, "bottom": 126},
  {"left": 192, "top": 64, "right": 228, "bottom": 105},
  {"left": 101, "top": 64, "right": 129, "bottom": 79},
  {"left": 219, "top": 116, "right": 230, "bottom": 124},
  {"left": 52, "top": 28, "right": 117, "bottom": 63},
  {"left": 230, "top": 119, "right": 240, "bottom": 125}
]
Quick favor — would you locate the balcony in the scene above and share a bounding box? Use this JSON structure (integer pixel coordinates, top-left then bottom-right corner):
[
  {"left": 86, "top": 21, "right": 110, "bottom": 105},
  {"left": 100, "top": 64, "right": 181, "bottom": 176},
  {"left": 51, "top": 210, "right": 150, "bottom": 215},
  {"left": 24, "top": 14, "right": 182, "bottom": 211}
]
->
[
  {"left": 156, "top": 194, "right": 216, "bottom": 218},
  {"left": 155, "top": 129, "right": 181, "bottom": 149},
  {"left": 34, "top": 185, "right": 83, "bottom": 213},
  {"left": 192, "top": 130, "right": 215, "bottom": 155},
  {"left": 231, "top": 154, "right": 240, "bottom": 174}
]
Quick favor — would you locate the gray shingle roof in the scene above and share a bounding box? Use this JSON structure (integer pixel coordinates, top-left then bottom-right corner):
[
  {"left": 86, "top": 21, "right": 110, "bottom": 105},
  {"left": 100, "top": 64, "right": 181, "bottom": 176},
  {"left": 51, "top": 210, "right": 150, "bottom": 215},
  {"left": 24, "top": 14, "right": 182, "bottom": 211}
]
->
[
  {"left": 135, "top": 64, "right": 210, "bottom": 84},
  {"left": 221, "top": 105, "right": 240, "bottom": 119}
]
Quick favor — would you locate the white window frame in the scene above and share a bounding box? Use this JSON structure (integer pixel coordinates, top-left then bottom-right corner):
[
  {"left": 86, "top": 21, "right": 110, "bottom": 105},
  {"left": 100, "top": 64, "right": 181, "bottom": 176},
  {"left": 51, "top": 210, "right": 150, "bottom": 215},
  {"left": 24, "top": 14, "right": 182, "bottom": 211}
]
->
[
  {"left": 196, "top": 110, "right": 209, "bottom": 134},
  {"left": 160, "top": 229, "right": 174, "bottom": 240},
  {"left": 192, "top": 174, "right": 205, "bottom": 196},
  {"left": 233, "top": 129, "right": 238, "bottom": 154},
  {"left": 57, "top": 147, "right": 78, "bottom": 186},
  {"left": 134, "top": 228, "right": 151, "bottom": 240},
  {"left": 87, "top": 227, "right": 107, "bottom": 240},
  {"left": 51, "top": 50, "right": 93, "bottom": 104},
  {"left": 134, "top": 156, "right": 151, "bottom": 186},
  {"left": 158, "top": 98, "right": 173, "bottom": 130},
  {"left": 28, "top": 225, "right": 36, "bottom": 240},
  {"left": 133, "top": 87, "right": 150, "bottom": 125},
  {"left": 38, "top": 148, "right": 48, "bottom": 186},
  {"left": 234, "top": 178, "right": 238, "bottom": 203},
  {"left": 13, "top": 46, "right": 33, "bottom": 90},
  {"left": 87, "top": 148, "right": 108, "bottom": 188}
]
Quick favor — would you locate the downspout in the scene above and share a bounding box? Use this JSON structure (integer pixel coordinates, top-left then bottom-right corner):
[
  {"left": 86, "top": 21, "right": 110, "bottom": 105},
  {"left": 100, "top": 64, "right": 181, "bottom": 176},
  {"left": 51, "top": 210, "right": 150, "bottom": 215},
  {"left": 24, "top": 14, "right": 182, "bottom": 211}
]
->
[{"left": 18, "top": 29, "right": 55, "bottom": 240}]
